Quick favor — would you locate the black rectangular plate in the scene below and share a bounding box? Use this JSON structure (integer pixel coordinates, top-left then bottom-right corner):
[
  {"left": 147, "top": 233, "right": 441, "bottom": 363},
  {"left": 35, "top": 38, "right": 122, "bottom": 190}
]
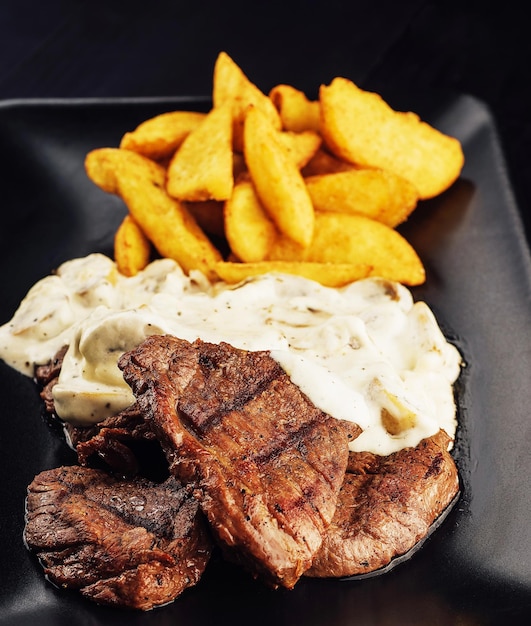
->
[{"left": 0, "top": 94, "right": 530, "bottom": 625}]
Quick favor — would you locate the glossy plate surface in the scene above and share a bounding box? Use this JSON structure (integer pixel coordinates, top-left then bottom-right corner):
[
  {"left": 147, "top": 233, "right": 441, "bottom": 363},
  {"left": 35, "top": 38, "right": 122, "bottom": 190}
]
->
[{"left": 0, "top": 94, "right": 530, "bottom": 625}]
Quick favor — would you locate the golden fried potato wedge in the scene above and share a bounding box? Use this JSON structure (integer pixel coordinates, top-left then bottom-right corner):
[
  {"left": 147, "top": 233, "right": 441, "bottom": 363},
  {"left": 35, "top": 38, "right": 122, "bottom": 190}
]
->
[
  {"left": 85, "top": 148, "right": 222, "bottom": 279},
  {"left": 269, "top": 84, "right": 321, "bottom": 133},
  {"left": 224, "top": 179, "right": 278, "bottom": 262},
  {"left": 119, "top": 110, "right": 206, "bottom": 161},
  {"left": 215, "top": 260, "right": 372, "bottom": 287},
  {"left": 213, "top": 51, "right": 281, "bottom": 152},
  {"left": 166, "top": 101, "right": 233, "bottom": 202},
  {"left": 268, "top": 212, "right": 425, "bottom": 286},
  {"left": 305, "top": 169, "right": 418, "bottom": 227},
  {"left": 85, "top": 147, "right": 121, "bottom": 193},
  {"left": 244, "top": 106, "right": 315, "bottom": 247},
  {"left": 301, "top": 147, "right": 357, "bottom": 177},
  {"left": 277, "top": 130, "right": 322, "bottom": 169},
  {"left": 114, "top": 214, "right": 152, "bottom": 276},
  {"left": 320, "top": 77, "right": 464, "bottom": 199}
]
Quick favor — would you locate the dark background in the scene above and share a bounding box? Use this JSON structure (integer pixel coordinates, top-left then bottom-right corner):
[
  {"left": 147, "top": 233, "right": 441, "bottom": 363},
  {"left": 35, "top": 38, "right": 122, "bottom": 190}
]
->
[
  {"left": 2, "top": 3, "right": 531, "bottom": 625},
  {"left": 1, "top": 0, "right": 530, "bottom": 242}
]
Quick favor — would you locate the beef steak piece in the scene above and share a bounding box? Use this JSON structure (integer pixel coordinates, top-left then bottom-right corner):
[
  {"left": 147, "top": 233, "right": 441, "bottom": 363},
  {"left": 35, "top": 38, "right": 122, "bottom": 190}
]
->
[
  {"left": 68, "top": 403, "right": 164, "bottom": 478},
  {"left": 35, "top": 347, "right": 163, "bottom": 478},
  {"left": 305, "top": 429, "right": 460, "bottom": 578},
  {"left": 118, "top": 335, "right": 360, "bottom": 589},
  {"left": 34, "top": 345, "right": 68, "bottom": 414},
  {"left": 24, "top": 465, "right": 212, "bottom": 610}
]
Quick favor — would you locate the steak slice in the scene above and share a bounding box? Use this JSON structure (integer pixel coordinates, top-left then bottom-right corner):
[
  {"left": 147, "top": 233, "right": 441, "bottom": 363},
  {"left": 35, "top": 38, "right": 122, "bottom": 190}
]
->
[
  {"left": 68, "top": 403, "right": 163, "bottom": 478},
  {"left": 24, "top": 465, "right": 212, "bottom": 610},
  {"left": 34, "top": 347, "right": 162, "bottom": 478},
  {"left": 34, "top": 345, "right": 68, "bottom": 414},
  {"left": 118, "top": 335, "right": 360, "bottom": 589},
  {"left": 305, "top": 429, "right": 460, "bottom": 578}
]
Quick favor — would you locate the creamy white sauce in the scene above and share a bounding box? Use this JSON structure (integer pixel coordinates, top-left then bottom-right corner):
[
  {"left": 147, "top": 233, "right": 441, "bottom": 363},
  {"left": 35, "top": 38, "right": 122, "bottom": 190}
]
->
[{"left": 0, "top": 253, "right": 462, "bottom": 455}]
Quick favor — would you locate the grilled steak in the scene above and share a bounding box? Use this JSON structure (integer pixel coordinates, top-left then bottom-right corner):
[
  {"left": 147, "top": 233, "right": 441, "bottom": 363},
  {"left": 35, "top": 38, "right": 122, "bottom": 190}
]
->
[
  {"left": 69, "top": 404, "right": 162, "bottom": 477},
  {"left": 305, "top": 429, "right": 459, "bottom": 578},
  {"left": 24, "top": 465, "right": 212, "bottom": 610},
  {"left": 35, "top": 344, "right": 68, "bottom": 414},
  {"left": 35, "top": 347, "right": 161, "bottom": 477},
  {"left": 118, "top": 335, "right": 360, "bottom": 589}
]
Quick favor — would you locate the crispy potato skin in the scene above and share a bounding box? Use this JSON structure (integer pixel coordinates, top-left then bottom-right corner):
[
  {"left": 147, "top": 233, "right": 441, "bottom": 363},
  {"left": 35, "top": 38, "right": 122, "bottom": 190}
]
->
[
  {"left": 224, "top": 179, "right": 277, "bottom": 263},
  {"left": 85, "top": 52, "right": 465, "bottom": 288},
  {"left": 166, "top": 102, "right": 234, "bottom": 202},
  {"left": 305, "top": 169, "right": 418, "bottom": 228},
  {"left": 119, "top": 111, "right": 206, "bottom": 161},
  {"left": 269, "top": 84, "right": 321, "bottom": 133},
  {"left": 320, "top": 77, "right": 464, "bottom": 199},
  {"left": 215, "top": 260, "right": 372, "bottom": 287},
  {"left": 213, "top": 51, "right": 281, "bottom": 152},
  {"left": 243, "top": 107, "right": 315, "bottom": 248},
  {"left": 267, "top": 212, "right": 426, "bottom": 286},
  {"left": 114, "top": 214, "right": 152, "bottom": 276},
  {"left": 85, "top": 148, "right": 222, "bottom": 280}
]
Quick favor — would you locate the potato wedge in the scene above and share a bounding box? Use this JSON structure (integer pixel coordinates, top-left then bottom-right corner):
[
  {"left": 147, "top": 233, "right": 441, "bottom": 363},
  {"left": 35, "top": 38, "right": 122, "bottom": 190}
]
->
[
  {"left": 114, "top": 214, "right": 152, "bottom": 276},
  {"left": 305, "top": 169, "right": 418, "bottom": 227},
  {"left": 224, "top": 179, "right": 277, "bottom": 262},
  {"left": 85, "top": 148, "right": 222, "bottom": 280},
  {"left": 244, "top": 106, "right": 315, "bottom": 247},
  {"left": 213, "top": 51, "right": 281, "bottom": 152},
  {"left": 119, "top": 110, "right": 206, "bottom": 161},
  {"left": 268, "top": 212, "right": 425, "bottom": 286},
  {"left": 320, "top": 77, "right": 464, "bottom": 199},
  {"left": 277, "top": 130, "right": 322, "bottom": 169},
  {"left": 269, "top": 84, "right": 321, "bottom": 133},
  {"left": 166, "top": 101, "right": 233, "bottom": 201},
  {"left": 85, "top": 147, "right": 121, "bottom": 194},
  {"left": 215, "top": 260, "right": 372, "bottom": 287}
]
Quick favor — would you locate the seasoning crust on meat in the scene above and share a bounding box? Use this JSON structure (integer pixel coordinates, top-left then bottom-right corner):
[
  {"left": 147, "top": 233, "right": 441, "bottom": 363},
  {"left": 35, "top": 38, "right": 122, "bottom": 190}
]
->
[
  {"left": 26, "top": 335, "right": 461, "bottom": 609},
  {"left": 306, "top": 429, "right": 459, "bottom": 578},
  {"left": 24, "top": 466, "right": 212, "bottom": 610},
  {"left": 118, "top": 335, "right": 360, "bottom": 589}
]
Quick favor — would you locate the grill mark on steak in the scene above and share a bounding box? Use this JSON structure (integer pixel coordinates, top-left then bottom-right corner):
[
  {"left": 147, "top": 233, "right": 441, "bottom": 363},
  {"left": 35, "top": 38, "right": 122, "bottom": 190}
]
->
[
  {"left": 24, "top": 465, "right": 212, "bottom": 610},
  {"left": 29, "top": 335, "right": 461, "bottom": 603},
  {"left": 177, "top": 343, "right": 283, "bottom": 432},
  {"left": 305, "top": 429, "right": 460, "bottom": 579},
  {"left": 118, "top": 335, "right": 360, "bottom": 589}
]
